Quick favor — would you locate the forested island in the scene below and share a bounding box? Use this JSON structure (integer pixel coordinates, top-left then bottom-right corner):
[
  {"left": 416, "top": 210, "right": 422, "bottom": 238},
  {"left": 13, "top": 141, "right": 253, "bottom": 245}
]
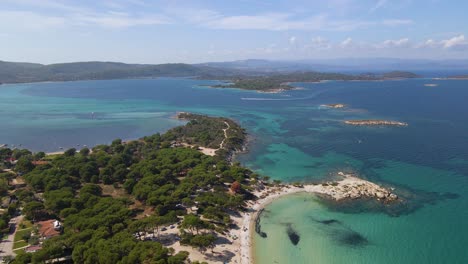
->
[{"left": 209, "top": 71, "right": 420, "bottom": 93}]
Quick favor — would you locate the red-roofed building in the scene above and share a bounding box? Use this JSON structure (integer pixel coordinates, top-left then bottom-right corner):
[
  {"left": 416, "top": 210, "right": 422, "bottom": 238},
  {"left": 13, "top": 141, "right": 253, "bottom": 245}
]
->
[
  {"left": 25, "top": 245, "right": 43, "bottom": 253},
  {"left": 37, "top": 219, "right": 62, "bottom": 240},
  {"left": 4, "top": 157, "right": 17, "bottom": 164},
  {"left": 32, "top": 160, "right": 49, "bottom": 166}
]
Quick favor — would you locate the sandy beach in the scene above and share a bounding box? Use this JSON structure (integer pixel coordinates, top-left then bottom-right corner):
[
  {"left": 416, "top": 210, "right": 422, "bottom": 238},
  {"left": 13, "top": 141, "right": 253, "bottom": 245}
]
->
[
  {"left": 239, "top": 172, "right": 398, "bottom": 264},
  {"left": 153, "top": 172, "right": 397, "bottom": 263}
]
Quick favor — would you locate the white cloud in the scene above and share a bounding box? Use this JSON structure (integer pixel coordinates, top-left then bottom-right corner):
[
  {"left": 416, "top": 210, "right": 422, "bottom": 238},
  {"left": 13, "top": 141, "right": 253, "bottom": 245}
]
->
[
  {"left": 370, "top": 0, "right": 388, "bottom": 12},
  {"left": 164, "top": 7, "right": 222, "bottom": 24},
  {"left": 171, "top": 8, "right": 413, "bottom": 32},
  {"left": 202, "top": 13, "right": 327, "bottom": 31},
  {"left": 441, "top": 35, "right": 468, "bottom": 49},
  {"left": 305, "top": 37, "right": 331, "bottom": 50},
  {"left": 0, "top": 11, "right": 66, "bottom": 30},
  {"left": 340, "top": 37, "right": 353, "bottom": 48},
  {"left": 382, "top": 19, "right": 413, "bottom": 26},
  {"left": 416, "top": 39, "right": 438, "bottom": 49},
  {"left": 289, "top": 36, "right": 297, "bottom": 45},
  {"left": 0, "top": 0, "right": 170, "bottom": 30},
  {"left": 379, "top": 38, "right": 410, "bottom": 48},
  {"left": 0, "top": 10, "right": 169, "bottom": 31},
  {"left": 71, "top": 12, "right": 170, "bottom": 28}
]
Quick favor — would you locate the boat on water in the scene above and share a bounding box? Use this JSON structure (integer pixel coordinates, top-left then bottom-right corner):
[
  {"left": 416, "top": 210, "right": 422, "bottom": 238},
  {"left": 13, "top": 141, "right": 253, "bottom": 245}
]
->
[{"left": 424, "top": 83, "right": 438, "bottom": 87}]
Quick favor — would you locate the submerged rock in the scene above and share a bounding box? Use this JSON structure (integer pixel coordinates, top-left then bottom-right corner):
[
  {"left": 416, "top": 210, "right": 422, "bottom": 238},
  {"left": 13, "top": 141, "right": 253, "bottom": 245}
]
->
[
  {"left": 339, "top": 231, "right": 368, "bottom": 247},
  {"left": 286, "top": 224, "right": 300, "bottom": 245},
  {"left": 255, "top": 209, "right": 268, "bottom": 238},
  {"left": 318, "top": 219, "right": 341, "bottom": 225}
]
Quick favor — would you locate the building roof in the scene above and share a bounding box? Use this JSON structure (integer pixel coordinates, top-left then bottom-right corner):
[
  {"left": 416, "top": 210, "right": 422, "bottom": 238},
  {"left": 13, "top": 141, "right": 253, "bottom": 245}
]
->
[
  {"left": 37, "top": 219, "right": 61, "bottom": 238},
  {"left": 32, "top": 160, "right": 49, "bottom": 165},
  {"left": 25, "top": 245, "right": 42, "bottom": 253}
]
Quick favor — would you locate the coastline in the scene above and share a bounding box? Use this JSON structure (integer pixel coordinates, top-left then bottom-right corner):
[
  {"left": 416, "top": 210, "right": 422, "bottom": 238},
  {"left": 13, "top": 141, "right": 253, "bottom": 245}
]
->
[{"left": 239, "top": 172, "right": 398, "bottom": 264}]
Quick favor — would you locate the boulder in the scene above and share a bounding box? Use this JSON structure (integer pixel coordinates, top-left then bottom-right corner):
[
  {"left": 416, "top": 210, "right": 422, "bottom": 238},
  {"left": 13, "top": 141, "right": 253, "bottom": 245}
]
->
[{"left": 375, "top": 192, "right": 385, "bottom": 199}]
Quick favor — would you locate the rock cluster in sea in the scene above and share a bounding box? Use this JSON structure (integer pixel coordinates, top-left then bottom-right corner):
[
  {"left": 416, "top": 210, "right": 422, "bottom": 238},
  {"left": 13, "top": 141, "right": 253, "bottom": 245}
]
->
[
  {"left": 344, "top": 120, "right": 408, "bottom": 126},
  {"left": 322, "top": 172, "right": 399, "bottom": 202}
]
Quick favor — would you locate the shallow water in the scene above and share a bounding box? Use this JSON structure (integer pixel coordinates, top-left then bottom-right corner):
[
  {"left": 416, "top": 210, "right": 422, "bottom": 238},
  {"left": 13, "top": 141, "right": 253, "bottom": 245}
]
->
[{"left": 1, "top": 78, "right": 467, "bottom": 263}]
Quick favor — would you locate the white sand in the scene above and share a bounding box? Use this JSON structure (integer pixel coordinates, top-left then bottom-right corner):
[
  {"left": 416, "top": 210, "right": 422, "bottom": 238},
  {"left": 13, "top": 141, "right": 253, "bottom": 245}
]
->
[
  {"left": 158, "top": 172, "right": 396, "bottom": 263},
  {"left": 239, "top": 173, "right": 397, "bottom": 264}
]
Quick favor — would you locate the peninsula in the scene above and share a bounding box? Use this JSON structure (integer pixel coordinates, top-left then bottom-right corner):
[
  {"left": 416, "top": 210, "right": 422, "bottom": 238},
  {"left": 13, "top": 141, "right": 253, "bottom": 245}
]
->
[
  {"left": 1, "top": 114, "right": 399, "bottom": 264},
  {"left": 344, "top": 120, "right": 408, "bottom": 126}
]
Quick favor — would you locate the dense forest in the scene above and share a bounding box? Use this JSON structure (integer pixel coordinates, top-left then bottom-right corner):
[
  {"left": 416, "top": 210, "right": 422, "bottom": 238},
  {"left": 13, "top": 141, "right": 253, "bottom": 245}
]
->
[{"left": 0, "top": 115, "right": 260, "bottom": 263}]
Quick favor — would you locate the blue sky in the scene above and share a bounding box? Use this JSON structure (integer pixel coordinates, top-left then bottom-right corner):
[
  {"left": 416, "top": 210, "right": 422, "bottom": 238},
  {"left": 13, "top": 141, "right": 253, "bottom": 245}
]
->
[{"left": 1, "top": 0, "right": 467, "bottom": 64}]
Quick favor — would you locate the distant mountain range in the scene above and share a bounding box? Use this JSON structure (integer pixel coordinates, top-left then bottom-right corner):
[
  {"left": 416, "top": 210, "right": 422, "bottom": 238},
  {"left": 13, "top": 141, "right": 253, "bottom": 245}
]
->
[
  {"left": 0, "top": 61, "right": 236, "bottom": 84},
  {"left": 1, "top": 58, "right": 467, "bottom": 84},
  {"left": 200, "top": 58, "right": 468, "bottom": 74}
]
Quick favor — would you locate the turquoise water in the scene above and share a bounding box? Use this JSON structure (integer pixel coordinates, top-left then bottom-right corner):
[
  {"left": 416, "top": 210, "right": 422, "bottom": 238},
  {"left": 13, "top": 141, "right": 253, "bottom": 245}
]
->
[{"left": 1, "top": 78, "right": 467, "bottom": 263}]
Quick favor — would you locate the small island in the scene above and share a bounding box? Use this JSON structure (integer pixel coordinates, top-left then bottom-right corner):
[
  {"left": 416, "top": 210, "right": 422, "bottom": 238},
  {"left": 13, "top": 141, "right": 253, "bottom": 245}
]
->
[
  {"left": 344, "top": 120, "right": 408, "bottom": 127},
  {"left": 381, "top": 71, "right": 421, "bottom": 79},
  {"left": 323, "top": 103, "right": 346, "bottom": 109}
]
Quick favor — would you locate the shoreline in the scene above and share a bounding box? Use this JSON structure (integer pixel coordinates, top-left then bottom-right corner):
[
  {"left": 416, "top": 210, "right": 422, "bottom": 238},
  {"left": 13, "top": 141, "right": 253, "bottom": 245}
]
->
[{"left": 239, "top": 172, "right": 398, "bottom": 264}]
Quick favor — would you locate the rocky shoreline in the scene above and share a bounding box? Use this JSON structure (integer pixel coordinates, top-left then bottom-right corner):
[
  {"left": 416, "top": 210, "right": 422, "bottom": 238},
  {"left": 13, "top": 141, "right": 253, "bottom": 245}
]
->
[{"left": 344, "top": 120, "right": 408, "bottom": 127}]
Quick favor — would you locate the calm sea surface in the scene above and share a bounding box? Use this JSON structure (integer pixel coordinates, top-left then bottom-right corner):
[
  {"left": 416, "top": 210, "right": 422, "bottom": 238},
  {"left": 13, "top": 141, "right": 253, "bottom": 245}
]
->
[{"left": 1, "top": 78, "right": 467, "bottom": 263}]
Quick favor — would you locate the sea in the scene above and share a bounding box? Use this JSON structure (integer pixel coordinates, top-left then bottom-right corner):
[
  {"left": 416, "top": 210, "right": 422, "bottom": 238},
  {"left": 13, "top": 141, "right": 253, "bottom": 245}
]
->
[{"left": 1, "top": 77, "right": 467, "bottom": 263}]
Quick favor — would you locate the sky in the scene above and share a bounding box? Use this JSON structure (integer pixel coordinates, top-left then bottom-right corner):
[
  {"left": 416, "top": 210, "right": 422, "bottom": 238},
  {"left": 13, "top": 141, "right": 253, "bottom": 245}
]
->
[{"left": 1, "top": 0, "right": 467, "bottom": 64}]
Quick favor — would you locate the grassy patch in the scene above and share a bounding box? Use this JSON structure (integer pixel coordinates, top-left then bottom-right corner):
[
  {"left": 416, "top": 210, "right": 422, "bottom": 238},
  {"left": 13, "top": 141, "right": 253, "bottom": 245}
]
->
[
  {"left": 99, "top": 184, "right": 132, "bottom": 199},
  {"left": 13, "top": 240, "right": 29, "bottom": 249},
  {"left": 14, "top": 228, "right": 32, "bottom": 242},
  {"left": 44, "top": 153, "right": 63, "bottom": 160},
  {"left": 19, "top": 220, "right": 33, "bottom": 229},
  {"left": 13, "top": 248, "right": 26, "bottom": 254}
]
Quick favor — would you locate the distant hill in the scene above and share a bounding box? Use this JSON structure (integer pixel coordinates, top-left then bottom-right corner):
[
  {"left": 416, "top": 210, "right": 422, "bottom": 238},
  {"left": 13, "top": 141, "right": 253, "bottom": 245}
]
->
[
  {"left": 381, "top": 71, "right": 421, "bottom": 79},
  {"left": 0, "top": 58, "right": 432, "bottom": 85},
  {"left": 199, "top": 59, "right": 313, "bottom": 72},
  {"left": 0, "top": 61, "right": 235, "bottom": 84},
  {"left": 447, "top": 74, "right": 468, "bottom": 79},
  {"left": 201, "top": 58, "right": 468, "bottom": 74}
]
